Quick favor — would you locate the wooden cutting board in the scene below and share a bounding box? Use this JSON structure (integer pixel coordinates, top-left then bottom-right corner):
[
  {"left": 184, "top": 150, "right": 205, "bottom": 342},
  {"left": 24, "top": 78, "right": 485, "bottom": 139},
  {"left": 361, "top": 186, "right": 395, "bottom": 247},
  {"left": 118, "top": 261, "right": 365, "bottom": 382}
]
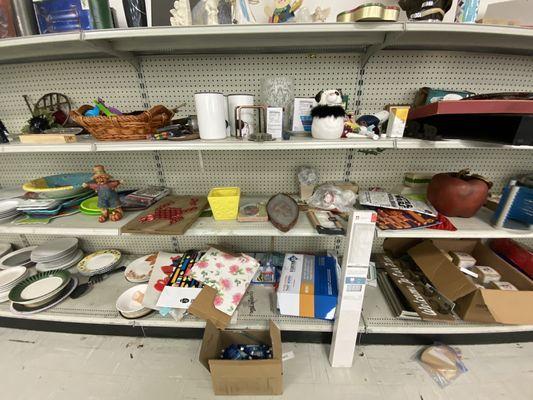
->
[{"left": 121, "top": 196, "right": 207, "bottom": 235}]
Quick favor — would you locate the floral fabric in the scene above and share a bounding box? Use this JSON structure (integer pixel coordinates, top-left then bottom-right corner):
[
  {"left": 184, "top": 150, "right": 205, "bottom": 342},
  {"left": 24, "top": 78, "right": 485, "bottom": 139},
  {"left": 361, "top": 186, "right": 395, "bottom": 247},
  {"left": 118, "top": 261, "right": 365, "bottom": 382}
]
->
[{"left": 188, "top": 247, "right": 259, "bottom": 316}]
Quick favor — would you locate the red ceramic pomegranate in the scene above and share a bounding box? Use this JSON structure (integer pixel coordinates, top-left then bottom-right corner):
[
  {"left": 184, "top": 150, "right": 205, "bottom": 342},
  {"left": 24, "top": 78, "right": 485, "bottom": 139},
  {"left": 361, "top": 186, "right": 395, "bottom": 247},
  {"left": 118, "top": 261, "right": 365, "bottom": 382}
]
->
[{"left": 427, "top": 170, "right": 492, "bottom": 218}]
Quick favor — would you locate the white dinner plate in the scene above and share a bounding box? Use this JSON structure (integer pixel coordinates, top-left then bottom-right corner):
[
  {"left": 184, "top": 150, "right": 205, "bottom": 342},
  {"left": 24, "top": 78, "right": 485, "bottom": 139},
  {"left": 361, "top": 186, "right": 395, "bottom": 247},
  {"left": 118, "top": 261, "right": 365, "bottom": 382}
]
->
[
  {"left": 0, "top": 246, "right": 37, "bottom": 269},
  {"left": 31, "top": 238, "right": 79, "bottom": 262},
  {"left": 0, "top": 266, "right": 27, "bottom": 289},
  {"left": 36, "top": 249, "right": 84, "bottom": 272},
  {"left": 21, "top": 276, "right": 65, "bottom": 300}
]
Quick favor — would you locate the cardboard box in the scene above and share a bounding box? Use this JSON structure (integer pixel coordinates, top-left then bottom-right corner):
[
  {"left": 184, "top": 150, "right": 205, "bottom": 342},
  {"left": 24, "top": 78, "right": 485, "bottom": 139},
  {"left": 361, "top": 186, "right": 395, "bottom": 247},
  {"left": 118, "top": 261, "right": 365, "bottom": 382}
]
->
[
  {"left": 277, "top": 254, "right": 338, "bottom": 320},
  {"left": 384, "top": 238, "right": 533, "bottom": 324},
  {"left": 199, "top": 320, "right": 283, "bottom": 396}
]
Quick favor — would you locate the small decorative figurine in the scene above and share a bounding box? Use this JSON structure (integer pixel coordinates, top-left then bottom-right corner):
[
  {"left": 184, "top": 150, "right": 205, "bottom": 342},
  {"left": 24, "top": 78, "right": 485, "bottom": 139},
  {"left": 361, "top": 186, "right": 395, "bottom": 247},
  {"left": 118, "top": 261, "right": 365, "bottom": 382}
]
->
[
  {"left": 170, "top": 0, "right": 192, "bottom": 26},
  {"left": 205, "top": 0, "right": 219, "bottom": 24},
  {"left": 311, "top": 6, "right": 330, "bottom": 22},
  {"left": 83, "top": 165, "right": 123, "bottom": 223},
  {"left": 311, "top": 89, "right": 346, "bottom": 140},
  {"left": 268, "top": 0, "right": 303, "bottom": 23}
]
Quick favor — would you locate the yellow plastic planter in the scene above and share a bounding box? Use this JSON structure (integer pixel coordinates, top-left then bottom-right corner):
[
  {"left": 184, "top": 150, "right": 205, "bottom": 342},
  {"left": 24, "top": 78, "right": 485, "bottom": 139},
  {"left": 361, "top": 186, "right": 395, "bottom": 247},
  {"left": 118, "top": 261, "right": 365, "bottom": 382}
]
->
[{"left": 208, "top": 187, "right": 241, "bottom": 221}]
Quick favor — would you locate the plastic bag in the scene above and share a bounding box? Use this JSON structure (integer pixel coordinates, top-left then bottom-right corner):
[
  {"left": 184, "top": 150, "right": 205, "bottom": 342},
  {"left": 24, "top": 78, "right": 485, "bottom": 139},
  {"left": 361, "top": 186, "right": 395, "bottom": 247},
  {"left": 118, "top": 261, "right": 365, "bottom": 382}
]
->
[
  {"left": 417, "top": 343, "right": 468, "bottom": 387},
  {"left": 297, "top": 166, "right": 318, "bottom": 185},
  {"left": 307, "top": 184, "right": 356, "bottom": 213}
]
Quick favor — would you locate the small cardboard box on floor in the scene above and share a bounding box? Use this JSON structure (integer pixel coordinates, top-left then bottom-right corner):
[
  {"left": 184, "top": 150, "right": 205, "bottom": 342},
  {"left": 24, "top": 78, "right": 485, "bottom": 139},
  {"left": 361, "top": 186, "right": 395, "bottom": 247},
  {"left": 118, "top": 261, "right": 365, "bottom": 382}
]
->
[
  {"left": 189, "top": 284, "right": 283, "bottom": 395},
  {"left": 384, "top": 238, "right": 533, "bottom": 325}
]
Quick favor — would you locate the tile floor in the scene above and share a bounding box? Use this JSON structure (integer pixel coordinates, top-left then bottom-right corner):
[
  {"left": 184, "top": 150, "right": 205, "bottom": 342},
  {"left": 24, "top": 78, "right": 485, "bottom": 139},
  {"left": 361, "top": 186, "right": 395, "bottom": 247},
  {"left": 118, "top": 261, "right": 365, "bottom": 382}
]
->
[{"left": 1, "top": 327, "right": 532, "bottom": 400}]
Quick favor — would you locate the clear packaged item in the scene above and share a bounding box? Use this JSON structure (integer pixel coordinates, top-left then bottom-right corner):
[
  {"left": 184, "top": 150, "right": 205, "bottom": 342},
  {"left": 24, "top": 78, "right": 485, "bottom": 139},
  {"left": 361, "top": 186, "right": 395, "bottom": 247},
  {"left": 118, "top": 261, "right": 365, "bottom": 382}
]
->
[
  {"left": 417, "top": 343, "right": 468, "bottom": 387},
  {"left": 308, "top": 184, "right": 356, "bottom": 213}
]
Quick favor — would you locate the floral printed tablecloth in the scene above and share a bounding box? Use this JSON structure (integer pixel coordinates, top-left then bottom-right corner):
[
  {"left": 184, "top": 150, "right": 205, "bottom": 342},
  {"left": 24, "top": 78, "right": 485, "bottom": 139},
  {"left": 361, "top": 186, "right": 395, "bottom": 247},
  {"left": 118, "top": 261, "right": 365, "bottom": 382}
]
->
[{"left": 188, "top": 247, "right": 259, "bottom": 316}]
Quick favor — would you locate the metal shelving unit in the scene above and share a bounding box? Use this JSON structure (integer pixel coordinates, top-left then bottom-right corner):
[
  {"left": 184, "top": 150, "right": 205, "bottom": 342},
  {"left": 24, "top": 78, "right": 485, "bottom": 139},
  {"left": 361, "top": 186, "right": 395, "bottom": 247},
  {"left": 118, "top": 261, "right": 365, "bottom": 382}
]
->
[{"left": 0, "top": 21, "right": 532, "bottom": 368}]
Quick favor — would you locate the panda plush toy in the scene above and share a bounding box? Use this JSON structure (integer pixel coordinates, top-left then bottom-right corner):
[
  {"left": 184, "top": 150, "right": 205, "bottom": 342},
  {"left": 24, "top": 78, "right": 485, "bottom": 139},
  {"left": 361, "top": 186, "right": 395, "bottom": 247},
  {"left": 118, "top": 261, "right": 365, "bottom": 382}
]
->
[{"left": 311, "top": 89, "right": 346, "bottom": 140}]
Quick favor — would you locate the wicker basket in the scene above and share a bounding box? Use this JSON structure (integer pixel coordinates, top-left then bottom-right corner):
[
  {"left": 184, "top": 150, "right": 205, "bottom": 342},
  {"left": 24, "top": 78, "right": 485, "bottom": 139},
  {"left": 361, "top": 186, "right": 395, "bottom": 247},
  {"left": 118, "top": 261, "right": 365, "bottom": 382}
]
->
[{"left": 70, "top": 105, "right": 174, "bottom": 141}]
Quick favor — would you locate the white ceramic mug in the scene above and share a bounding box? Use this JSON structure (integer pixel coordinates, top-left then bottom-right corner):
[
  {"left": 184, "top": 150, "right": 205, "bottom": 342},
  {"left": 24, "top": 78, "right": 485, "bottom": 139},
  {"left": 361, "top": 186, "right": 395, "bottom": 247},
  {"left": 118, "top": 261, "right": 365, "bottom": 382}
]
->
[
  {"left": 227, "top": 94, "right": 254, "bottom": 137},
  {"left": 194, "top": 92, "right": 228, "bottom": 140}
]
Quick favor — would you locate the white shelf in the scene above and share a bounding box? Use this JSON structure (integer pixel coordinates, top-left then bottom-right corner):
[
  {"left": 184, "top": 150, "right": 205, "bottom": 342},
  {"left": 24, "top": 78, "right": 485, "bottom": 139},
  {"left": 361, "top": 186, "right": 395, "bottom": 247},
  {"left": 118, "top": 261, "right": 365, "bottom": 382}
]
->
[
  {"left": 363, "top": 285, "right": 533, "bottom": 334},
  {"left": 84, "top": 23, "right": 400, "bottom": 54},
  {"left": 185, "top": 212, "right": 329, "bottom": 237},
  {"left": 0, "top": 265, "right": 335, "bottom": 333},
  {"left": 2, "top": 136, "right": 532, "bottom": 154},
  {"left": 0, "top": 210, "right": 141, "bottom": 236},
  {"left": 1, "top": 23, "right": 533, "bottom": 65},
  {"left": 377, "top": 207, "right": 533, "bottom": 239},
  {"left": 92, "top": 137, "right": 396, "bottom": 151}
]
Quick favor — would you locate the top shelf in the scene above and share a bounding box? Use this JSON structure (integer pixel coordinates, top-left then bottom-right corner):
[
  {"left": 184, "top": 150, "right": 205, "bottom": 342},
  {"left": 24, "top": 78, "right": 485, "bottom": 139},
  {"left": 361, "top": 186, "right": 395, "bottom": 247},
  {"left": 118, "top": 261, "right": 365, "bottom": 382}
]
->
[
  {"left": 1, "top": 136, "right": 532, "bottom": 153},
  {"left": 0, "top": 22, "right": 532, "bottom": 64}
]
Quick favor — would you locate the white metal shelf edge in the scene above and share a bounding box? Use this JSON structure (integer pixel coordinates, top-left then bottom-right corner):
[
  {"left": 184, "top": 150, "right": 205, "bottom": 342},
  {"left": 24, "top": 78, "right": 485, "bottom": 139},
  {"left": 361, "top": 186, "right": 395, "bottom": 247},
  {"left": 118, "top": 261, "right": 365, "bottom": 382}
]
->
[{"left": 2, "top": 137, "right": 532, "bottom": 153}]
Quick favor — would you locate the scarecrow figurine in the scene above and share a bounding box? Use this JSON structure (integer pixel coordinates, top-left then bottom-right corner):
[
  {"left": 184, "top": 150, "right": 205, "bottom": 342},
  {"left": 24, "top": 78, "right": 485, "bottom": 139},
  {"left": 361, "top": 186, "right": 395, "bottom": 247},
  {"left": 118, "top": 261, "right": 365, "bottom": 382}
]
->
[
  {"left": 83, "top": 165, "right": 123, "bottom": 223},
  {"left": 268, "top": 0, "right": 303, "bottom": 23}
]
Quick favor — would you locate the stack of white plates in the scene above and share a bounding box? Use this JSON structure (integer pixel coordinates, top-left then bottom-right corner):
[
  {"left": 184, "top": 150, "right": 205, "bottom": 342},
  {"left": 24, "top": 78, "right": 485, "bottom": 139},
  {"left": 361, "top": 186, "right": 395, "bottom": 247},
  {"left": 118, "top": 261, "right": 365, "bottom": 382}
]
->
[
  {"left": 0, "top": 266, "right": 30, "bottom": 302},
  {"left": 77, "top": 249, "right": 122, "bottom": 277},
  {"left": 31, "top": 238, "right": 84, "bottom": 272},
  {"left": 9, "top": 270, "right": 77, "bottom": 314},
  {"left": 0, "top": 199, "right": 23, "bottom": 223},
  {"left": 0, "top": 246, "right": 37, "bottom": 270}
]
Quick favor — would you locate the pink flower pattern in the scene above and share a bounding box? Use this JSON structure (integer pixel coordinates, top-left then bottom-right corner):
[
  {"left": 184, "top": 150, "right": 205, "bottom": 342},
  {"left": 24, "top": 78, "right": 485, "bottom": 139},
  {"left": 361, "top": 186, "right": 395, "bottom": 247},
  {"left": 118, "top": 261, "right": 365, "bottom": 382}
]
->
[
  {"left": 189, "top": 248, "right": 259, "bottom": 316},
  {"left": 220, "top": 278, "right": 232, "bottom": 291},
  {"left": 232, "top": 293, "right": 242, "bottom": 305}
]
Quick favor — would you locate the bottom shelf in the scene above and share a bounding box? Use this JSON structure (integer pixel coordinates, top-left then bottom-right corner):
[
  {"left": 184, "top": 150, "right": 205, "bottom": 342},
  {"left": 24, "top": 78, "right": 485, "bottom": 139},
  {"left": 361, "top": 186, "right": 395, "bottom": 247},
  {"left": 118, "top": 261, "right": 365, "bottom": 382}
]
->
[
  {"left": 0, "top": 266, "right": 335, "bottom": 333},
  {"left": 362, "top": 285, "right": 533, "bottom": 335},
  {"left": 1, "top": 258, "right": 533, "bottom": 340}
]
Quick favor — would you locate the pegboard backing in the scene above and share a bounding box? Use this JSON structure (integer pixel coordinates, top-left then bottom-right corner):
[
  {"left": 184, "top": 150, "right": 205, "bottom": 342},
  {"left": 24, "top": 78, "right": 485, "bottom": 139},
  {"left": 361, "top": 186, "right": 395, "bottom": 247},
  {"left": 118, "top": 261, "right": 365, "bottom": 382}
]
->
[
  {"left": 140, "top": 53, "right": 361, "bottom": 114},
  {"left": 159, "top": 149, "right": 347, "bottom": 195},
  {"left": 0, "top": 58, "right": 143, "bottom": 133},
  {"left": 360, "top": 50, "right": 533, "bottom": 113},
  {"left": 0, "top": 152, "right": 160, "bottom": 189},
  {"left": 347, "top": 148, "right": 531, "bottom": 194}
]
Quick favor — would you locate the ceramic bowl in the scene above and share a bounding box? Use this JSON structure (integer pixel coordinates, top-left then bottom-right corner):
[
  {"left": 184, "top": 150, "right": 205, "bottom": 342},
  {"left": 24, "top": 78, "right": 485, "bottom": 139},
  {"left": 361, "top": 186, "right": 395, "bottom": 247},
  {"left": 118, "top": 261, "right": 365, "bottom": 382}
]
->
[
  {"left": 116, "top": 284, "right": 151, "bottom": 318},
  {"left": 22, "top": 173, "right": 93, "bottom": 199}
]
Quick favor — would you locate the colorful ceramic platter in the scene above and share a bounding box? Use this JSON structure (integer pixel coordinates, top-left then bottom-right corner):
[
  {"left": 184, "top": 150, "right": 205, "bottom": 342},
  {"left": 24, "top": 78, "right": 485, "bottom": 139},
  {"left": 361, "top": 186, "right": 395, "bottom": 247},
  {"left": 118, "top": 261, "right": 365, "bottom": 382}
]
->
[
  {"left": 124, "top": 254, "right": 156, "bottom": 283},
  {"left": 9, "top": 270, "right": 71, "bottom": 306},
  {"left": 0, "top": 246, "right": 37, "bottom": 269},
  {"left": 23, "top": 173, "right": 93, "bottom": 199},
  {"left": 10, "top": 277, "right": 77, "bottom": 314},
  {"left": 77, "top": 250, "right": 121, "bottom": 276}
]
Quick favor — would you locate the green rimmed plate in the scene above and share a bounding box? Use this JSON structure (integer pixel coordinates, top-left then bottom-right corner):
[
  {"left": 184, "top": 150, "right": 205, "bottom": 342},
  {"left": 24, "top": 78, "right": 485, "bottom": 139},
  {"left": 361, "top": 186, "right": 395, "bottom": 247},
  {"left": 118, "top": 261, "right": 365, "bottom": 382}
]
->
[
  {"left": 9, "top": 270, "right": 71, "bottom": 306},
  {"left": 80, "top": 196, "right": 100, "bottom": 213}
]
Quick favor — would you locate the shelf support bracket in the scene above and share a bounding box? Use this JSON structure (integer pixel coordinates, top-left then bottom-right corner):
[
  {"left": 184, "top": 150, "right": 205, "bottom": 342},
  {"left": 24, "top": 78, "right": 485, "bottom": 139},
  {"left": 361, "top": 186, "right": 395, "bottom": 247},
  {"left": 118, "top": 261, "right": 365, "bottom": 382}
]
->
[
  {"left": 329, "top": 210, "right": 376, "bottom": 368},
  {"left": 361, "top": 32, "right": 403, "bottom": 69},
  {"left": 83, "top": 38, "right": 140, "bottom": 71}
]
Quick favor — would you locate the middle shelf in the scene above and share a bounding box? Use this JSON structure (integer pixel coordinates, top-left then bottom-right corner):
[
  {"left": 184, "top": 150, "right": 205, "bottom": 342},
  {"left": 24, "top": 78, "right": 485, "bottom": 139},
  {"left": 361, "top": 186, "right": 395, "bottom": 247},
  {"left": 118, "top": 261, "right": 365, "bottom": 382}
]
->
[{"left": 1, "top": 205, "right": 531, "bottom": 239}]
